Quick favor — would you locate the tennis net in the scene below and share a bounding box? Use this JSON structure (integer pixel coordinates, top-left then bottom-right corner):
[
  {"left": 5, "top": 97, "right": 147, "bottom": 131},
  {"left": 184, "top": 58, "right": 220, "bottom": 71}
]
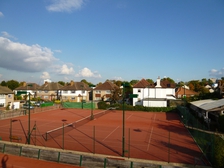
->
[{"left": 42, "top": 109, "right": 111, "bottom": 141}]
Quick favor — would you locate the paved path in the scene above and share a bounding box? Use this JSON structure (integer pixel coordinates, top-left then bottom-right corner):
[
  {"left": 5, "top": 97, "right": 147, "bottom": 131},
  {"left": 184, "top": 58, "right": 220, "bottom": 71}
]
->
[{"left": 0, "top": 153, "right": 82, "bottom": 168}]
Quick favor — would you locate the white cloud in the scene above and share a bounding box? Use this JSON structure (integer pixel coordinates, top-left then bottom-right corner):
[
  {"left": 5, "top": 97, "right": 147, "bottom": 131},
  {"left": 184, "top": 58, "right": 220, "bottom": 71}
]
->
[
  {"left": 1, "top": 31, "right": 17, "bottom": 40},
  {"left": 0, "top": 12, "right": 3, "bottom": 17},
  {"left": 209, "top": 68, "right": 224, "bottom": 78},
  {"left": 59, "top": 64, "right": 74, "bottom": 75},
  {"left": 46, "top": 0, "right": 84, "bottom": 12},
  {"left": 75, "top": 67, "right": 101, "bottom": 78},
  {"left": 0, "top": 37, "right": 57, "bottom": 72},
  {"left": 40, "top": 72, "right": 51, "bottom": 79}
]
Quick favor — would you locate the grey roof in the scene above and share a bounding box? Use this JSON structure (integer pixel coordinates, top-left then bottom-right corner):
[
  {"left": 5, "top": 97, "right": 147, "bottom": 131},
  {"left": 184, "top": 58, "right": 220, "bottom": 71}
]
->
[{"left": 190, "top": 99, "right": 224, "bottom": 111}]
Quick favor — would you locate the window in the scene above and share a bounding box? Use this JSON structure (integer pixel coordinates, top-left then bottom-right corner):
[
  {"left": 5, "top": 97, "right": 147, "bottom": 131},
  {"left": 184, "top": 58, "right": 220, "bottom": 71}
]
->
[
  {"left": 44, "top": 90, "right": 48, "bottom": 93},
  {"left": 71, "top": 90, "right": 76, "bottom": 93},
  {"left": 8, "top": 94, "right": 12, "bottom": 98},
  {"left": 138, "top": 89, "right": 141, "bottom": 93},
  {"left": 82, "top": 90, "right": 85, "bottom": 94},
  {"left": 96, "top": 90, "right": 101, "bottom": 93},
  {"left": 0, "top": 103, "right": 4, "bottom": 107},
  {"left": 106, "top": 90, "right": 111, "bottom": 94},
  {"left": 63, "top": 91, "right": 68, "bottom": 94},
  {"left": 71, "top": 97, "right": 75, "bottom": 100}
]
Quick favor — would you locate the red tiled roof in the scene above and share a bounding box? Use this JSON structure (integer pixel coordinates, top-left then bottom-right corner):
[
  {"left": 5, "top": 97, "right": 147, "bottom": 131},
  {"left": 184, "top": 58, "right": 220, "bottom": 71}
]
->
[{"left": 133, "top": 79, "right": 151, "bottom": 88}]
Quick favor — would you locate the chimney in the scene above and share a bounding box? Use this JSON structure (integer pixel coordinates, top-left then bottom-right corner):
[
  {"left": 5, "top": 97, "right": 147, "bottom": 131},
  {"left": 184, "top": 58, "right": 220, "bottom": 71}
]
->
[
  {"left": 71, "top": 80, "right": 74, "bottom": 86},
  {"left": 23, "top": 82, "right": 27, "bottom": 87},
  {"left": 156, "top": 76, "right": 161, "bottom": 87}
]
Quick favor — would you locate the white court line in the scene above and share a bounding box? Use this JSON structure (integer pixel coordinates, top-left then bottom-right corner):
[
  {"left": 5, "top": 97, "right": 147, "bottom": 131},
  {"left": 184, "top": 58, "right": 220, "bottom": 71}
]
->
[
  {"left": 147, "top": 113, "right": 156, "bottom": 151},
  {"left": 153, "top": 113, "right": 156, "bottom": 121},
  {"left": 126, "top": 113, "right": 133, "bottom": 120},
  {"left": 103, "top": 126, "right": 120, "bottom": 141},
  {"left": 147, "top": 126, "right": 154, "bottom": 151}
]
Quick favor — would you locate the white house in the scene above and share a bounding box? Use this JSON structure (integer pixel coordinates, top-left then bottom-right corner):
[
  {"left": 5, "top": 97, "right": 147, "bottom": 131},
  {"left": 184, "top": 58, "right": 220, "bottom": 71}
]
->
[{"left": 132, "top": 77, "right": 176, "bottom": 107}]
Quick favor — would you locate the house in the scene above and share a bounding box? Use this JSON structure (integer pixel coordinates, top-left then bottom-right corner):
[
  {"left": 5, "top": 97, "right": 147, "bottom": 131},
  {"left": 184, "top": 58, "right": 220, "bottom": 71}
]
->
[
  {"left": 37, "top": 82, "right": 63, "bottom": 101},
  {"left": 204, "top": 84, "right": 214, "bottom": 93},
  {"left": 190, "top": 99, "right": 224, "bottom": 123},
  {"left": 60, "top": 81, "right": 91, "bottom": 102},
  {"left": 93, "top": 81, "right": 119, "bottom": 101},
  {"left": 132, "top": 77, "right": 176, "bottom": 107},
  {"left": 175, "top": 86, "right": 199, "bottom": 99},
  {"left": 14, "top": 82, "right": 40, "bottom": 100},
  {"left": 0, "top": 86, "right": 14, "bottom": 109}
]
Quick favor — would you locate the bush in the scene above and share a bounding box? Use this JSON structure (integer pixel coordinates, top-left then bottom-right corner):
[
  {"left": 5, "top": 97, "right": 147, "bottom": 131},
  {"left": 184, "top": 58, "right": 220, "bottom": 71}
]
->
[{"left": 97, "top": 101, "right": 110, "bottom": 109}]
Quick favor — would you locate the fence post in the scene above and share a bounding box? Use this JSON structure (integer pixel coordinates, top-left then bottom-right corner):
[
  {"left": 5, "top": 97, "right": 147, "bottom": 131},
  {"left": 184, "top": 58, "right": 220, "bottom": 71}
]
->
[
  {"left": 19, "top": 146, "right": 22, "bottom": 156},
  {"left": 104, "top": 158, "right": 107, "bottom": 168},
  {"left": 79, "top": 155, "right": 83, "bottom": 167},
  {"left": 57, "top": 152, "right": 61, "bottom": 163},
  {"left": 38, "top": 149, "right": 41, "bottom": 159}
]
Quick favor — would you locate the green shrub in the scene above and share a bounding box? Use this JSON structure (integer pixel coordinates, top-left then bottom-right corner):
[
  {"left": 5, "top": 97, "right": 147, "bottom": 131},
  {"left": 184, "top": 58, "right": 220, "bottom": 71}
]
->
[{"left": 97, "top": 101, "right": 110, "bottom": 109}]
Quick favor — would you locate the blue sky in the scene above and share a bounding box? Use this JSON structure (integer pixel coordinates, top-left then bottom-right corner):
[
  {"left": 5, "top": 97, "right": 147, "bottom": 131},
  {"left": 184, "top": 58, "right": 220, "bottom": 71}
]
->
[{"left": 0, "top": 0, "right": 223, "bottom": 85}]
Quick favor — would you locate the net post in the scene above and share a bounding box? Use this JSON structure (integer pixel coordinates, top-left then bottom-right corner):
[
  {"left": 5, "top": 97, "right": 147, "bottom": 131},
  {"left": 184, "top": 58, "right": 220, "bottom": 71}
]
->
[
  {"left": 62, "top": 123, "right": 64, "bottom": 150},
  {"left": 93, "top": 126, "right": 95, "bottom": 154}
]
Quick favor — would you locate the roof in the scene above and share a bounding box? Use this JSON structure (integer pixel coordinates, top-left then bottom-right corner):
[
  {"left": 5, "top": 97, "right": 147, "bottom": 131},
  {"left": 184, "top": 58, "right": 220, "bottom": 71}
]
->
[
  {"left": 0, "top": 86, "right": 13, "bottom": 94},
  {"left": 160, "top": 79, "right": 176, "bottom": 88},
  {"left": 175, "top": 87, "right": 198, "bottom": 95},
  {"left": 133, "top": 79, "right": 151, "bottom": 88},
  {"left": 14, "top": 83, "right": 40, "bottom": 91},
  {"left": 190, "top": 99, "right": 224, "bottom": 111},
  {"left": 39, "top": 82, "right": 63, "bottom": 91},
  {"left": 94, "top": 81, "right": 118, "bottom": 90},
  {"left": 61, "top": 82, "right": 91, "bottom": 91}
]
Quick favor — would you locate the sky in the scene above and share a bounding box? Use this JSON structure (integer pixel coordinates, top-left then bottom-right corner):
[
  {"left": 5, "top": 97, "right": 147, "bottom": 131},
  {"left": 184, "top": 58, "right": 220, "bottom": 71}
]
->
[{"left": 0, "top": 0, "right": 224, "bottom": 85}]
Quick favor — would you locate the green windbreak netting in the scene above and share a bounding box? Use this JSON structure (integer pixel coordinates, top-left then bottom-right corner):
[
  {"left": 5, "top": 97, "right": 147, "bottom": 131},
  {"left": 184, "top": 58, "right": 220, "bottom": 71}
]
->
[
  {"left": 62, "top": 102, "right": 95, "bottom": 109},
  {"left": 41, "top": 102, "right": 54, "bottom": 107}
]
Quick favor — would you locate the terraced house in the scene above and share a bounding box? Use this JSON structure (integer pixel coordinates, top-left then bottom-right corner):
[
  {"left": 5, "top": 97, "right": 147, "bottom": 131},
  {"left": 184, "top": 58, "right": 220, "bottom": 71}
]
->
[{"left": 60, "top": 80, "right": 91, "bottom": 102}]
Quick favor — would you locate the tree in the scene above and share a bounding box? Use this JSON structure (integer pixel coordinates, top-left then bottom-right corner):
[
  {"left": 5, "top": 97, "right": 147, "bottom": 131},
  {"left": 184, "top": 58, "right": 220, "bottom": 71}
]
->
[
  {"left": 130, "top": 80, "right": 139, "bottom": 86},
  {"left": 161, "top": 77, "right": 175, "bottom": 83},
  {"left": 110, "top": 87, "right": 122, "bottom": 104},
  {"left": 6, "top": 80, "right": 19, "bottom": 90},
  {"left": 146, "top": 79, "right": 154, "bottom": 84},
  {"left": 0, "top": 81, "right": 7, "bottom": 86},
  {"left": 58, "top": 81, "right": 65, "bottom": 86},
  {"left": 114, "top": 80, "right": 122, "bottom": 87}
]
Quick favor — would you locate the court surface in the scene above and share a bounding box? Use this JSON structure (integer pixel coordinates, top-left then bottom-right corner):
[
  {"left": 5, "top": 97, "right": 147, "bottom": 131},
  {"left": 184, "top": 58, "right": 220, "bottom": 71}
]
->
[{"left": 0, "top": 108, "right": 207, "bottom": 166}]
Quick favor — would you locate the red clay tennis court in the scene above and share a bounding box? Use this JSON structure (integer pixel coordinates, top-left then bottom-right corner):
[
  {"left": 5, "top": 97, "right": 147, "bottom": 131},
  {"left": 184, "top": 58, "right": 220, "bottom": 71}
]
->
[{"left": 0, "top": 108, "right": 208, "bottom": 166}]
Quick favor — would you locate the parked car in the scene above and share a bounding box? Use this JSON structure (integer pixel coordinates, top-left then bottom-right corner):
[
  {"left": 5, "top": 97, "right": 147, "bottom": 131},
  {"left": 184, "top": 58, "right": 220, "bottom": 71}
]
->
[
  {"left": 35, "top": 101, "right": 42, "bottom": 107},
  {"left": 23, "top": 103, "right": 34, "bottom": 109}
]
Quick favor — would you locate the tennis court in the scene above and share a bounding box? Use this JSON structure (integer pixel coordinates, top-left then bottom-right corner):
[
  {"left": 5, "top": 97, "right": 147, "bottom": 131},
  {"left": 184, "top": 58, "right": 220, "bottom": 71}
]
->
[{"left": 0, "top": 108, "right": 208, "bottom": 166}]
